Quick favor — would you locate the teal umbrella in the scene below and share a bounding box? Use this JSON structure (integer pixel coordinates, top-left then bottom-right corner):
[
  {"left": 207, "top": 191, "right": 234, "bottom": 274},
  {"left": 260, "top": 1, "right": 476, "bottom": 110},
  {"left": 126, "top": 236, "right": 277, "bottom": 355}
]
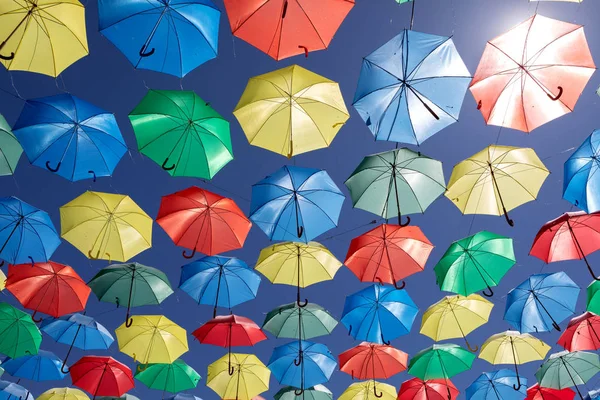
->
[
  {"left": 536, "top": 351, "right": 600, "bottom": 400},
  {"left": 263, "top": 303, "right": 338, "bottom": 339},
  {"left": 275, "top": 385, "right": 332, "bottom": 400},
  {"left": 0, "top": 114, "right": 22, "bottom": 176}
]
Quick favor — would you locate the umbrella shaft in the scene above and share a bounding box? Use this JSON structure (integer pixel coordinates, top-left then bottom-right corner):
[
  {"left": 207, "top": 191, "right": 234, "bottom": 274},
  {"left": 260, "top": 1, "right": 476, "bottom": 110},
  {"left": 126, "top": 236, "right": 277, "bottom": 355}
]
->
[
  {"left": 0, "top": 218, "right": 22, "bottom": 255},
  {"left": 0, "top": 6, "right": 34, "bottom": 50}
]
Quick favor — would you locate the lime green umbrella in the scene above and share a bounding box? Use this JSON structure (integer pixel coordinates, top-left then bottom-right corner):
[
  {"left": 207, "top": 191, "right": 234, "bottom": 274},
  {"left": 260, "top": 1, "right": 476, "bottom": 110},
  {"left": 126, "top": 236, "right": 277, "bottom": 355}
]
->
[
  {"left": 262, "top": 302, "right": 338, "bottom": 339},
  {"left": 434, "top": 231, "right": 515, "bottom": 297},
  {"left": 408, "top": 344, "right": 475, "bottom": 380},
  {"left": 586, "top": 281, "right": 600, "bottom": 314},
  {"left": 0, "top": 114, "right": 22, "bottom": 175},
  {"left": 129, "top": 90, "right": 233, "bottom": 180},
  {"left": 535, "top": 351, "right": 600, "bottom": 400},
  {"left": 135, "top": 359, "right": 200, "bottom": 393},
  {"left": 0, "top": 302, "right": 41, "bottom": 358},
  {"left": 275, "top": 385, "right": 332, "bottom": 400}
]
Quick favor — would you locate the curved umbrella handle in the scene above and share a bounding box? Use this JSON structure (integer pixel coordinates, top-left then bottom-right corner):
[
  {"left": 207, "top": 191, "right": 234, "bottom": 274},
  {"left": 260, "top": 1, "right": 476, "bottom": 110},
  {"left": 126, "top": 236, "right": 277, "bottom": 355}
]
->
[
  {"left": 553, "top": 321, "right": 562, "bottom": 332},
  {"left": 482, "top": 286, "right": 494, "bottom": 297},
  {"left": 60, "top": 363, "right": 69, "bottom": 374},
  {"left": 547, "top": 86, "right": 563, "bottom": 101},
  {"left": 137, "top": 363, "right": 149, "bottom": 372},
  {"left": 46, "top": 161, "right": 61, "bottom": 172},
  {"left": 228, "top": 364, "right": 235, "bottom": 376},
  {"left": 0, "top": 52, "right": 15, "bottom": 61},
  {"left": 182, "top": 248, "right": 196, "bottom": 259},
  {"left": 513, "top": 374, "right": 522, "bottom": 391},
  {"left": 298, "top": 45, "right": 308, "bottom": 58},
  {"left": 381, "top": 333, "right": 390, "bottom": 345},
  {"left": 399, "top": 215, "right": 411, "bottom": 227},
  {"left": 88, "top": 249, "right": 101, "bottom": 260},
  {"left": 297, "top": 298, "right": 308, "bottom": 308},
  {"left": 374, "top": 384, "right": 383, "bottom": 398},
  {"left": 88, "top": 171, "right": 96, "bottom": 182},
  {"left": 161, "top": 158, "right": 175, "bottom": 171},
  {"left": 125, "top": 315, "right": 134, "bottom": 328},
  {"left": 297, "top": 226, "right": 304, "bottom": 239},
  {"left": 31, "top": 310, "right": 42, "bottom": 323},
  {"left": 294, "top": 389, "right": 304, "bottom": 396},
  {"left": 477, "top": 100, "right": 482, "bottom": 110},
  {"left": 139, "top": 44, "right": 155, "bottom": 58},
  {"left": 504, "top": 211, "right": 515, "bottom": 227},
  {"left": 394, "top": 280, "right": 406, "bottom": 290},
  {"left": 464, "top": 337, "right": 479, "bottom": 352},
  {"left": 294, "top": 351, "right": 303, "bottom": 366}
]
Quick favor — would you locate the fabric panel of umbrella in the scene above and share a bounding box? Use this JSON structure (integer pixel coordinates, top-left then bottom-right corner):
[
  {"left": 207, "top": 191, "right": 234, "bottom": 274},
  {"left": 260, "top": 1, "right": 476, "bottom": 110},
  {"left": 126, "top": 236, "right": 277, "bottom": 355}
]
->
[{"left": 535, "top": 351, "right": 600, "bottom": 400}]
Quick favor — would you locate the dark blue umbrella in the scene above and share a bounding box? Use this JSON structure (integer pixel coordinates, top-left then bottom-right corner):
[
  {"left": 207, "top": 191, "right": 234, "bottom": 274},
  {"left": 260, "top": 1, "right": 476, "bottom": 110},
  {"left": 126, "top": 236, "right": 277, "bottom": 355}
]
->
[
  {"left": 250, "top": 166, "right": 345, "bottom": 243},
  {"left": 466, "top": 370, "right": 527, "bottom": 400},
  {"left": 564, "top": 129, "right": 600, "bottom": 213},
  {"left": 2, "top": 350, "right": 65, "bottom": 382},
  {"left": 13, "top": 94, "right": 127, "bottom": 182},
  {"left": 0, "top": 381, "right": 33, "bottom": 400}
]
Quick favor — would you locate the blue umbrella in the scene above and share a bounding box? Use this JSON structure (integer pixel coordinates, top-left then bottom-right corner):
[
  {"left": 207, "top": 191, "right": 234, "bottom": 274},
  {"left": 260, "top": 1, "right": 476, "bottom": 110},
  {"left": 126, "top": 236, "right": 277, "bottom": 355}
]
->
[
  {"left": 504, "top": 272, "right": 580, "bottom": 333},
  {"left": 353, "top": 30, "right": 471, "bottom": 145},
  {"left": 340, "top": 284, "right": 419, "bottom": 344},
  {"left": 179, "top": 256, "right": 261, "bottom": 317},
  {"left": 250, "top": 166, "right": 345, "bottom": 243},
  {"left": 268, "top": 341, "right": 336, "bottom": 395},
  {"left": 98, "top": 0, "right": 220, "bottom": 78},
  {"left": 41, "top": 313, "right": 114, "bottom": 373},
  {"left": 466, "top": 370, "right": 527, "bottom": 400},
  {"left": 0, "top": 381, "right": 33, "bottom": 400},
  {"left": 13, "top": 94, "right": 128, "bottom": 182},
  {"left": 564, "top": 129, "right": 600, "bottom": 213},
  {"left": 0, "top": 197, "right": 60, "bottom": 265},
  {"left": 586, "top": 388, "right": 600, "bottom": 400},
  {"left": 2, "top": 350, "right": 65, "bottom": 382}
]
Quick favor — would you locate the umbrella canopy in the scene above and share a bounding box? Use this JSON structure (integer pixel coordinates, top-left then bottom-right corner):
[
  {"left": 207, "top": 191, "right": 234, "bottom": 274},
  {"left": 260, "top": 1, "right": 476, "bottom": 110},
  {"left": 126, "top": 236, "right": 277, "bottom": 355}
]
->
[
  {"left": 398, "top": 378, "right": 459, "bottom": 400},
  {"left": 250, "top": 165, "right": 344, "bottom": 242},
  {"left": 130, "top": 90, "right": 233, "bottom": 178},
  {"left": 164, "top": 396, "right": 200, "bottom": 400},
  {"left": 179, "top": 256, "right": 261, "bottom": 317},
  {"left": 207, "top": 353, "right": 270, "bottom": 400},
  {"left": 0, "top": 114, "right": 22, "bottom": 176},
  {"left": 338, "top": 380, "right": 397, "bottom": 400},
  {"left": 563, "top": 130, "right": 600, "bottom": 213},
  {"left": 408, "top": 344, "right": 475, "bottom": 381},
  {"left": 13, "top": 94, "right": 127, "bottom": 181},
  {"left": 234, "top": 65, "right": 349, "bottom": 157},
  {"left": 470, "top": 15, "right": 595, "bottom": 132},
  {"left": 536, "top": 351, "right": 600, "bottom": 400},
  {"left": 38, "top": 388, "right": 90, "bottom": 400},
  {"left": 275, "top": 385, "right": 332, "bottom": 400},
  {"left": 353, "top": 30, "right": 470, "bottom": 145},
  {"left": 434, "top": 230, "right": 515, "bottom": 297},
  {"left": 193, "top": 315, "right": 267, "bottom": 349},
  {"left": 3, "top": 350, "right": 65, "bottom": 382},
  {"left": 60, "top": 191, "right": 152, "bottom": 262},
  {"left": 0, "top": 0, "right": 88, "bottom": 76},
  {"left": 558, "top": 312, "right": 600, "bottom": 351},
  {"left": 99, "top": 0, "right": 219, "bottom": 77},
  {"left": 341, "top": 284, "right": 419, "bottom": 344},
  {"left": 0, "top": 302, "right": 41, "bottom": 358},
  {"left": 0, "top": 196, "right": 60, "bottom": 264},
  {"left": 135, "top": 359, "right": 200, "bottom": 393},
  {"left": 587, "top": 281, "right": 600, "bottom": 314},
  {"left": 263, "top": 302, "right": 337, "bottom": 340},
  {"left": 345, "top": 149, "right": 446, "bottom": 224},
  {"left": 70, "top": 356, "right": 134, "bottom": 398},
  {"left": 527, "top": 384, "right": 575, "bottom": 400},
  {"left": 345, "top": 224, "right": 434, "bottom": 288},
  {"left": 466, "top": 370, "right": 527, "bottom": 400},
  {"left": 339, "top": 342, "right": 408, "bottom": 379},
  {"left": 420, "top": 294, "right": 494, "bottom": 352},
  {"left": 97, "top": 396, "right": 140, "bottom": 400},
  {"left": 0, "top": 381, "right": 33, "bottom": 400},
  {"left": 504, "top": 272, "right": 579, "bottom": 332}
]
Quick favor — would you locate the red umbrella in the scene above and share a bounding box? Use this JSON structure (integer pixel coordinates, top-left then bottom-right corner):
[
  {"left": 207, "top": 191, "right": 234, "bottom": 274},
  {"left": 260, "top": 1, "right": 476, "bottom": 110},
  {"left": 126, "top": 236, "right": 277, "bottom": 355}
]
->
[
  {"left": 530, "top": 211, "right": 600, "bottom": 280},
  {"left": 558, "top": 312, "right": 600, "bottom": 351},
  {"left": 398, "top": 378, "right": 459, "bottom": 400},
  {"left": 6, "top": 261, "right": 90, "bottom": 322},
  {"left": 526, "top": 384, "right": 576, "bottom": 400},
  {"left": 345, "top": 224, "right": 433, "bottom": 289},
  {"left": 70, "top": 356, "right": 134, "bottom": 398},
  {"left": 156, "top": 186, "right": 252, "bottom": 258},
  {"left": 222, "top": 0, "right": 355, "bottom": 60},
  {"left": 339, "top": 342, "right": 408, "bottom": 380}
]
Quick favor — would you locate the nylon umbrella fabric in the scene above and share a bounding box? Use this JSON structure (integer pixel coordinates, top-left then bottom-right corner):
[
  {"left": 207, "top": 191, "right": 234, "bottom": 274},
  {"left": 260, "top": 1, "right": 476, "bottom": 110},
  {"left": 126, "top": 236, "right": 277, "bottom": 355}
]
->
[
  {"left": 338, "top": 380, "right": 397, "bottom": 400},
  {"left": 37, "top": 388, "right": 90, "bottom": 400},
  {"left": 0, "top": 381, "right": 33, "bottom": 400},
  {"left": 466, "top": 370, "right": 527, "bottom": 400},
  {"left": 558, "top": 312, "right": 600, "bottom": 351},
  {"left": 207, "top": 353, "right": 270, "bottom": 400},
  {"left": 0, "top": 114, "right": 21, "bottom": 176},
  {"left": 535, "top": 351, "right": 600, "bottom": 399},
  {"left": 526, "top": 384, "right": 575, "bottom": 400},
  {"left": 338, "top": 342, "right": 408, "bottom": 380},
  {"left": 275, "top": 385, "right": 332, "bottom": 400},
  {"left": 13, "top": 94, "right": 127, "bottom": 182},
  {"left": 0, "top": 302, "right": 42, "bottom": 358},
  {"left": 563, "top": 130, "right": 600, "bottom": 213},
  {"left": 164, "top": 396, "right": 200, "bottom": 400},
  {"left": 408, "top": 344, "right": 475, "bottom": 380},
  {"left": 193, "top": 314, "right": 267, "bottom": 348},
  {"left": 398, "top": 378, "right": 460, "bottom": 400},
  {"left": 134, "top": 359, "right": 201, "bottom": 393},
  {"left": 587, "top": 281, "right": 600, "bottom": 314},
  {"left": 3, "top": 350, "right": 66, "bottom": 382},
  {"left": 70, "top": 356, "right": 134, "bottom": 398},
  {"left": 262, "top": 302, "right": 337, "bottom": 339},
  {"left": 98, "top": 0, "right": 220, "bottom": 77}
]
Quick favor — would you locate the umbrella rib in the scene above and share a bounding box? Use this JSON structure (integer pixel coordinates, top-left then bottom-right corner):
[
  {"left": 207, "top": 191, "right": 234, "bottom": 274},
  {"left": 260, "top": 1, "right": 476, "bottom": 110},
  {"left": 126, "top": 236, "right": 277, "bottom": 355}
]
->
[
  {"left": 406, "top": 36, "right": 452, "bottom": 80},
  {"left": 295, "top": 1, "right": 328, "bottom": 48},
  {"left": 170, "top": 6, "right": 218, "bottom": 55}
]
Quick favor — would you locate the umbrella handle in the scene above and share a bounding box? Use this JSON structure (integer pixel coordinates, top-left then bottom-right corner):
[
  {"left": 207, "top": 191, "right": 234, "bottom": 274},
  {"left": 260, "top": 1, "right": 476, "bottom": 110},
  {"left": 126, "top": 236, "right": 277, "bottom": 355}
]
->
[
  {"left": 88, "top": 171, "right": 96, "bottom": 182},
  {"left": 297, "top": 226, "right": 304, "bottom": 239},
  {"left": 298, "top": 45, "right": 308, "bottom": 58},
  {"left": 31, "top": 310, "right": 42, "bottom": 323},
  {"left": 297, "top": 298, "right": 308, "bottom": 308},
  {"left": 137, "top": 363, "right": 149, "bottom": 372},
  {"left": 294, "top": 351, "right": 303, "bottom": 366},
  {"left": 477, "top": 100, "right": 482, "bottom": 110},
  {"left": 61, "top": 363, "right": 69, "bottom": 374},
  {"left": 161, "top": 158, "right": 175, "bottom": 171},
  {"left": 139, "top": 44, "right": 155, "bottom": 57},
  {"left": 394, "top": 280, "right": 406, "bottom": 290},
  {"left": 88, "top": 249, "right": 101, "bottom": 260},
  {"left": 46, "top": 160, "right": 61, "bottom": 172},
  {"left": 553, "top": 321, "right": 562, "bottom": 331},
  {"left": 447, "top": 387, "right": 453, "bottom": 400},
  {"left": 504, "top": 211, "right": 514, "bottom": 227},
  {"left": 125, "top": 315, "right": 134, "bottom": 328},
  {"left": 482, "top": 286, "right": 494, "bottom": 297},
  {"left": 381, "top": 333, "right": 390, "bottom": 345},
  {"left": 547, "top": 86, "right": 563, "bottom": 101},
  {"left": 465, "top": 338, "right": 479, "bottom": 352},
  {"left": 294, "top": 389, "right": 304, "bottom": 396},
  {"left": 374, "top": 384, "right": 383, "bottom": 398},
  {"left": 0, "top": 260, "right": 3, "bottom": 267},
  {"left": 28, "top": 256, "right": 34, "bottom": 267},
  {"left": 399, "top": 215, "right": 411, "bottom": 227},
  {"left": 348, "top": 325, "right": 352, "bottom": 336},
  {"left": 182, "top": 248, "right": 196, "bottom": 259},
  {"left": 513, "top": 374, "right": 522, "bottom": 391},
  {"left": 0, "top": 52, "right": 15, "bottom": 61},
  {"left": 228, "top": 365, "right": 235, "bottom": 376},
  {"left": 351, "top": 370, "right": 354, "bottom": 380}
]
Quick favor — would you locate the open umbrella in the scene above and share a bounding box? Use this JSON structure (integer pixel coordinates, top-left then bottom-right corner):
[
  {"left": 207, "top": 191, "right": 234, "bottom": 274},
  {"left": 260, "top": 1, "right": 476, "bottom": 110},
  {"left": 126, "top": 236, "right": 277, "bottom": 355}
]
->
[
  {"left": 587, "top": 282, "right": 600, "bottom": 314},
  {"left": 0, "top": 381, "right": 33, "bottom": 400},
  {"left": 275, "top": 385, "right": 332, "bottom": 400},
  {"left": 3, "top": 350, "right": 66, "bottom": 382},
  {"left": 466, "top": 370, "right": 527, "bottom": 400},
  {"left": 526, "top": 384, "right": 575, "bottom": 400},
  {"left": 398, "top": 378, "right": 459, "bottom": 400},
  {"left": 97, "top": 396, "right": 140, "bottom": 400},
  {"left": 135, "top": 359, "right": 200, "bottom": 393},
  {"left": 0, "top": 302, "right": 41, "bottom": 358},
  {"left": 38, "top": 388, "right": 90, "bottom": 400},
  {"left": 262, "top": 302, "right": 337, "bottom": 339},
  {"left": 558, "top": 312, "right": 600, "bottom": 351},
  {"left": 536, "top": 351, "right": 600, "bottom": 400},
  {"left": 0, "top": 114, "right": 21, "bottom": 176},
  {"left": 207, "top": 353, "right": 270, "bottom": 400},
  {"left": 339, "top": 380, "right": 397, "bottom": 400},
  {"left": 70, "top": 356, "right": 134, "bottom": 399},
  {"left": 165, "top": 396, "right": 199, "bottom": 400},
  {"left": 563, "top": 130, "right": 600, "bottom": 213}
]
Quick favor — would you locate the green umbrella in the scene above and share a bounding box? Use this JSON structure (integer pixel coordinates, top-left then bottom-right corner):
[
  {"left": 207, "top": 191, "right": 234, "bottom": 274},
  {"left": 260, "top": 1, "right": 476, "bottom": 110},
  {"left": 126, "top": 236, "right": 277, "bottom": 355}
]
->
[
  {"left": 275, "top": 385, "right": 332, "bottom": 400},
  {"left": 535, "top": 351, "right": 600, "bottom": 400},
  {"left": 129, "top": 90, "right": 233, "bottom": 180},
  {"left": 408, "top": 344, "right": 475, "bottom": 381},
  {"left": 0, "top": 302, "right": 41, "bottom": 358},
  {"left": 135, "top": 359, "right": 200, "bottom": 393},
  {"left": 263, "top": 302, "right": 338, "bottom": 339},
  {"left": 0, "top": 114, "right": 22, "bottom": 176},
  {"left": 434, "top": 231, "right": 515, "bottom": 297},
  {"left": 88, "top": 263, "right": 174, "bottom": 327},
  {"left": 586, "top": 281, "right": 600, "bottom": 314},
  {"left": 344, "top": 148, "right": 446, "bottom": 226}
]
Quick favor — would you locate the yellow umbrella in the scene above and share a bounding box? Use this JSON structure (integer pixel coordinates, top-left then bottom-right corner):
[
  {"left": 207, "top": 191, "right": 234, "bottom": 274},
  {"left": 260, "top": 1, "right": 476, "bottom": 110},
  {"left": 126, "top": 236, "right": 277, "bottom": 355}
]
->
[
  {"left": 0, "top": 268, "right": 6, "bottom": 291},
  {"left": 0, "top": 0, "right": 88, "bottom": 77},
  {"left": 234, "top": 65, "right": 349, "bottom": 158},
  {"left": 420, "top": 294, "right": 493, "bottom": 352},
  {"left": 445, "top": 145, "right": 549, "bottom": 226},
  {"left": 207, "top": 353, "right": 270, "bottom": 400},
  {"left": 60, "top": 191, "right": 152, "bottom": 262},
  {"left": 37, "top": 387, "right": 89, "bottom": 400},
  {"left": 255, "top": 241, "right": 342, "bottom": 307},
  {"left": 115, "top": 315, "right": 188, "bottom": 368},
  {"left": 339, "top": 380, "right": 397, "bottom": 400},
  {"left": 479, "top": 330, "right": 551, "bottom": 391}
]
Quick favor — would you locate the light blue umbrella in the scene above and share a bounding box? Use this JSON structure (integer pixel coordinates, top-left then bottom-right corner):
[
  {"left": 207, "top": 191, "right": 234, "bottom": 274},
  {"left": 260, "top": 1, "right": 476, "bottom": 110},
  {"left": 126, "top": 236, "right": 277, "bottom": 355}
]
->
[
  {"left": 2, "top": 350, "right": 65, "bottom": 382},
  {"left": 504, "top": 272, "right": 580, "bottom": 333},
  {"left": 564, "top": 130, "right": 600, "bottom": 213},
  {"left": 466, "top": 370, "right": 527, "bottom": 400},
  {"left": 165, "top": 395, "right": 201, "bottom": 400},
  {"left": 0, "top": 380, "right": 33, "bottom": 400}
]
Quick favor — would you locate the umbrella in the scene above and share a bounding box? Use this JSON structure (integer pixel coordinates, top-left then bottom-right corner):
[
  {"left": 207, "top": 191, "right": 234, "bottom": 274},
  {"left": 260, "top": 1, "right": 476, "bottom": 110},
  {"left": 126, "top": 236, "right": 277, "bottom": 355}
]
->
[
  {"left": 13, "top": 94, "right": 127, "bottom": 181},
  {"left": 233, "top": 65, "right": 349, "bottom": 157},
  {"left": 504, "top": 272, "right": 579, "bottom": 332},
  {"left": 135, "top": 359, "right": 200, "bottom": 393},
  {"left": 434, "top": 230, "right": 515, "bottom": 297},
  {"left": 345, "top": 224, "right": 434, "bottom": 288},
  {"left": 345, "top": 149, "right": 446, "bottom": 225},
  {"left": 445, "top": 145, "right": 549, "bottom": 226},
  {"left": 6, "top": 261, "right": 90, "bottom": 321},
  {"left": 353, "top": 30, "right": 470, "bottom": 145},
  {"left": 115, "top": 315, "right": 188, "bottom": 367},
  {"left": 536, "top": 351, "right": 600, "bottom": 400},
  {"left": 530, "top": 212, "right": 600, "bottom": 280},
  {"left": 338, "top": 380, "right": 397, "bottom": 400},
  {"left": 98, "top": 0, "right": 220, "bottom": 77},
  {"left": 0, "top": 302, "right": 41, "bottom": 358},
  {"left": 0, "top": 196, "right": 60, "bottom": 265},
  {"left": 3, "top": 350, "right": 65, "bottom": 381},
  {"left": 129, "top": 90, "right": 233, "bottom": 178},
  {"left": 0, "top": 114, "right": 22, "bottom": 175},
  {"left": 275, "top": 385, "right": 332, "bottom": 400},
  {"left": 466, "top": 370, "right": 527, "bottom": 400},
  {"left": 563, "top": 130, "right": 600, "bottom": 213},
  {"left": 558, "top": 312, "right": 600, "bottom": 351},
  {"left": 179, "top": 256, "right": 261, "bottom": 317},
  {"left": 420, "top": 294, "right": 494, "bottom": 352},
  {"left": 60, "top": 191, "right": 152, "bottom": 262},
  {"left": 587, "top": 281, "right": 600, "bottom": 314},
  {"left": 38, "top": 388, "right": 90, "bottom": 400},
  {"left": 223, "top": 1, "right": 353, "bottom": 60},
  {"left": 479, "top": 331, "right": 551, "bottom": 391},
  {"left": 587, "top": 390, "right": 600, "bottom": 400},
  {"left": 207, "top": 353, "right": 270, "bottom": 400},
  {"left": 165, "top": 396, "right": 200, "bottom": 400},
  {"left": 526, "top": 384, "right": 575, "bottom": 400},
  {"left": 398, "top": 378, "right": 459, "bottom": 400},
  {"left": 470, "top": 15, "right": 595, "bottom": 132},
  {"left": 339, "top": 342, "right": 408, "bottom": 381},
  {"left": 250, "top": 165, "right": 344, "bottom": 242},
  {"left": 97, "top": 396, "right": 140, "bottom": 400},
  {"left": 70, "top": 356, "right": 134, "bottom": 398},
  {"left": 0, "top": 380, "right": 33, "bottom": 400},
  {"left": 0, "top": 0, "right": 88, "bottom": 76},
  {"left": 255, "top": 241, "right": 342, "bottom": 307},
  {"left": 156, "top": 186, "right": 251, "bottom": 258},
  {"left": 88, "top": 262, "right": 174, "bottom": 326},
  {"left": 341, "top": 284, "right": 419, "bottom": 344},
  {"left": 0, "top": 269, "right": 4, "bottom": 291},
  {"left": 262, "top": 302, "right": 337, "bottom": 339}
]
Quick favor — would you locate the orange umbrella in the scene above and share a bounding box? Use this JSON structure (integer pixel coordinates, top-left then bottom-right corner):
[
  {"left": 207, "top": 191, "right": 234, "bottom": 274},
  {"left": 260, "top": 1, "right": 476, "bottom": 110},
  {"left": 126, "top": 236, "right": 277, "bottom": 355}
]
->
[{"left": 339, "top": 342, "right": 408, "bottom": 379}]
